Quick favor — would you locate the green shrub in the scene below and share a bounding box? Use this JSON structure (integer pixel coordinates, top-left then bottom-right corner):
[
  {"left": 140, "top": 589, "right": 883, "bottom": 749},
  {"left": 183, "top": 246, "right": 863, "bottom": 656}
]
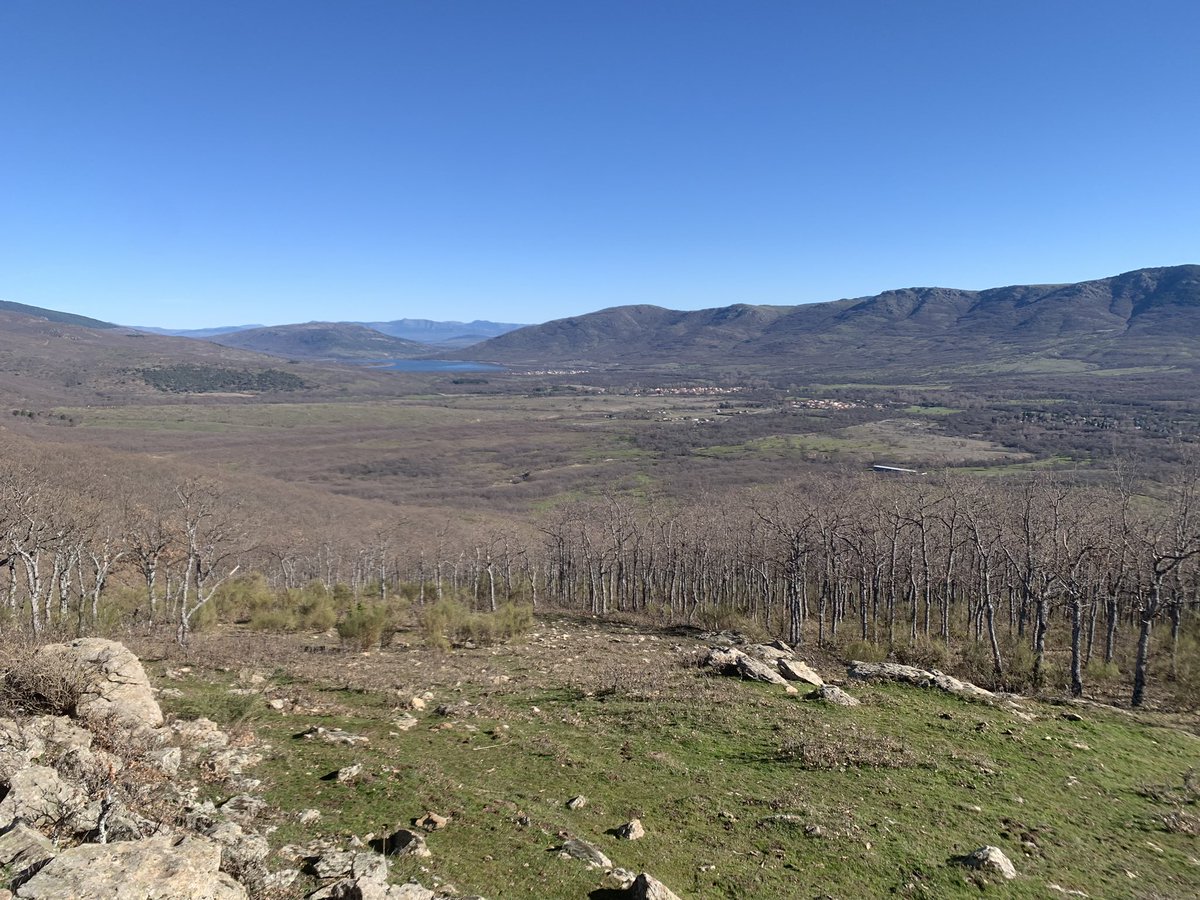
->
[
  {"left": 419, "top": 599, "right": 533, "bottom": 650},
  {"left": 249, "top": 608, "right": 296, "bottom": 632},
  {"left": 337, "top": 603, "right": 390, "bottom": 650},
  {"left": 298, "top": 596, "right": 337, "bottom": 632}
]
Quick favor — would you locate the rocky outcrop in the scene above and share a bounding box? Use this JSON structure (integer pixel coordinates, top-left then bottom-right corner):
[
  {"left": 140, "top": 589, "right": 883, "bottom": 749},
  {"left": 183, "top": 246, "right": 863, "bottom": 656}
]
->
[
  {"left": 848, "top": 661, "right": 995, "bottom": 701},
  {"left": 35, "top": 639, "right": 163, "bottom": 729},
  {"left": 705, "top": 642, "right": 828, "bottom": 693},
  {"left": 703, "top": 647, "right": 787, "bottom": 685},
  {"left": 0, "top": 765, "right": 95, "bottom": 834},
  {"left": 0, "top": 823, "right": 56, "bottom": 884},
  {"left": 15, "top": 834, "right": 246, "bottom": 899}
]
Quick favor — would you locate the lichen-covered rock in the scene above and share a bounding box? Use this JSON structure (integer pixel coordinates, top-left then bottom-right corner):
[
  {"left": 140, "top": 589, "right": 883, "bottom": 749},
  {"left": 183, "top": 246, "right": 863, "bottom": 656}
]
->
[
  {"left": 743, "top": 643, "right": 793, "bottom": 663},
  {"left": 15, "top": 833, "right": 246, "bottom": 899},
  {"left": 931, "top": 673, "right": 996, "bottom": 701},
  {"left": 35, "top": 639, "right": 163, "bottom": 729},
  {"left": 0, "top": 765, "right": 96, "bottom": 834},
  {"left": 849, "top": 661, "right": 995, "bottom": 702}
]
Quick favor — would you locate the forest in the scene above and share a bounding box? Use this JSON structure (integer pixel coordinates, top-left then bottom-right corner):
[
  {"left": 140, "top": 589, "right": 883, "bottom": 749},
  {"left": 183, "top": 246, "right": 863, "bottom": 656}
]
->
[{"left": 3, "top": 427, "right": 1198, "bottom": 711}]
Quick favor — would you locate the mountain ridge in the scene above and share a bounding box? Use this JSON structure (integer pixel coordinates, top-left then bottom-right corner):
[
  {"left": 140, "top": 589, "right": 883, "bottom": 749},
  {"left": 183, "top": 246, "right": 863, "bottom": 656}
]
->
[{"left": 451, "top": 265, "right": 1200, "bottom": 372}]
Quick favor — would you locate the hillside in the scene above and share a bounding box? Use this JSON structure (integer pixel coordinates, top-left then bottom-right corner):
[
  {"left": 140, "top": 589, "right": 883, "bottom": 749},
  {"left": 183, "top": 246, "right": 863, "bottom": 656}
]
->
[
  {"left": 0, "top": 307, "right": 423, "bottom": 406},
  {"left": 456, "top": 265, "right": 1200, "bottom": 374},
  {"left": 206, "top": 322, "right": 430, "bottom": 360},
  {"left": 0, "top": 299, "right": 119, "bottom": 330}
]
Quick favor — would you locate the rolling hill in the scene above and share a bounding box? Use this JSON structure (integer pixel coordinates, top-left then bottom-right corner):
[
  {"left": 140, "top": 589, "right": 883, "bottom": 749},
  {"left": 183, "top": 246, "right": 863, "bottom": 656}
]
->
[
  {"left": 455, "top": 265, "right": 1200, "bottom": 374},
  {"left": 205, "top": 322, "right": 429, "bottom": 360}
]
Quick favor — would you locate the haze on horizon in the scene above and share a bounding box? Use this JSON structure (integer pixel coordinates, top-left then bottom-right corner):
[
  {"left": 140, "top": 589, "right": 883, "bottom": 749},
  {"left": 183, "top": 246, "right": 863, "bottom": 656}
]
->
[{"left": 2, "top": 1, "right": 1198, "bottom": 330}]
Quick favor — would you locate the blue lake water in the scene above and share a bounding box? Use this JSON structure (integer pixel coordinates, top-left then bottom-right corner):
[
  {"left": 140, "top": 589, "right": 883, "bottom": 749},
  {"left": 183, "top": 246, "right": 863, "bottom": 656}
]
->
[{"left": 368, "top": 359, "right": 505, "bottom": 372}]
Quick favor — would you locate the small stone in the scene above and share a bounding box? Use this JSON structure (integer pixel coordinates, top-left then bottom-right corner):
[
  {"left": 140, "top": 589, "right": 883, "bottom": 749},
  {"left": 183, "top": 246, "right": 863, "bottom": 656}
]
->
[
  {"left": 566, "top": 795, "right": 588, "bottom": 810},
  {"left": 393, "top": 714, "right": 419, "bottom": 731},
  {"left": 559, "top": 838, "right": 611, "bottom": 869},
  {"left": 334, "top": 763, "right": 363, "bottom": 783},
  {"left": 298, "top": 809, "right": 322, "bottom": 826},
  {"left": 615, "top": 818, "right": 645, "bottom": 840},
  {"left": 409, "top": 697, "right": 427, "bottom": 711},
  {"left": 414, "top": 811, "right": 448, "bottom": 832},
  {"left": 1061, "top": 712, "right": 1084, "bottom": 722},
  {"left": 963, "top": 845, "right": 1017, "bottom": 880},
  {"left": 804, "top": 824, "right": 824, "bottom": 838}
]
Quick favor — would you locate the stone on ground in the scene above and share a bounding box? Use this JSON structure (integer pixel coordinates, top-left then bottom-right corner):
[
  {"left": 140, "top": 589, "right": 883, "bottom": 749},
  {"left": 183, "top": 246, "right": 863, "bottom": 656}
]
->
[
  {"left": 614, "top": 818, "right": 645, "bottom": 840},
  {"left": 629, "top": 873, "right": 683, "bottom": 900},
  {"left": 962, "top": 845, "right": 1017, "bottom": 880},
  {"left": 558, "top": 838, "right": 612, "bottom": 869},
  {"left": 806, "top": 685, "right": 860, "bottom": 707}
]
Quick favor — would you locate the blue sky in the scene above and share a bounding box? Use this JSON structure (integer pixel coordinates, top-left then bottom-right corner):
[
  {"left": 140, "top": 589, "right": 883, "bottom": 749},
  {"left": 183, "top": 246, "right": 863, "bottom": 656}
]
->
[{"left": 2, "top": 1, "right": 1198, "bottom": 328}]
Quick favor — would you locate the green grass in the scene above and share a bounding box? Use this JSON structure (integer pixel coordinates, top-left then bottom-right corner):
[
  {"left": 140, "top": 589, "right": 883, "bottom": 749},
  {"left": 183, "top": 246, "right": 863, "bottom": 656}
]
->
[{"left": 157, "top": 636, "right": 1200, "bottom": 899}]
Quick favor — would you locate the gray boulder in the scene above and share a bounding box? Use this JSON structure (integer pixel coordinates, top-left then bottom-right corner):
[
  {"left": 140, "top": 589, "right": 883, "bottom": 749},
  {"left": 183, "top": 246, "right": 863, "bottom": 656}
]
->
[
  {"left": 703, "top": 647, "right": 788, "bottom": 685},
  {"left": 931, "top": 673, "right": 996, "bottom": 701},
  {"left": 35, "top": 639, "right": 163, "bottom": 729},
  {"left": 806, "top": 685, "right": 860, "bottom": 707},
  {"left": 777, "top": 659, "right": 824, "bottom": 686},
  {"left": 848, "top": 661, "right": 933, "bottom": 686},
  {"left": 15, "top": 834, "right": 246, "bottom": 899}
]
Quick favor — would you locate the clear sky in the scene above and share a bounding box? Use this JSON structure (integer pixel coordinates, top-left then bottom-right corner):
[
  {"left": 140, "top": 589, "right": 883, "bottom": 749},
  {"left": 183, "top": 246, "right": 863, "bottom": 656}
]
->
[{"left": 2, "top": 1, "right": 1198, "bottom": 328}]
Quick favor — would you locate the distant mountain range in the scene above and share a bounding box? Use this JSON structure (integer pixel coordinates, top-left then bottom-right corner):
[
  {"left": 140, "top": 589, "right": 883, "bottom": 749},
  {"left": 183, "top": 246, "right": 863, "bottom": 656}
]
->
[
  {"left": 7, "top": 265, "right": 1200, "bottom": 384},
  {"left": 353, "top": 318, "right": 525, "bottom": 348},
  {"left": 452, "top": 265, "right": 1200, "bottom": 375}
]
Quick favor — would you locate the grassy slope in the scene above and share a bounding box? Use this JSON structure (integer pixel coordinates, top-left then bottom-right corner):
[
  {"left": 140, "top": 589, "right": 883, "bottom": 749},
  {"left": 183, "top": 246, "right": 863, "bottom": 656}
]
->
[{"left": 158, "top": 619, "right": 1200, "bottom": 899}]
